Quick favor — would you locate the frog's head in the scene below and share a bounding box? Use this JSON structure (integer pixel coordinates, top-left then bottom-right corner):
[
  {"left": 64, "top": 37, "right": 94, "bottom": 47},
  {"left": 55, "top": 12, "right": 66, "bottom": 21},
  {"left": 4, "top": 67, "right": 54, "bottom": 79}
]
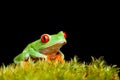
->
[{"left": 39, "top": 31, "right": 67, "bottom": 55}]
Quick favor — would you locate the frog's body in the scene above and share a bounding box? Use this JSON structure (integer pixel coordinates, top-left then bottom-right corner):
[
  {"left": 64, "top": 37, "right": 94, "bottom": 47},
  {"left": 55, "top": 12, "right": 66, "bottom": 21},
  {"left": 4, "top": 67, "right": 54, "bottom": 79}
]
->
[{"left": 13, "top": 31, "right": 67, "bottom": 64}]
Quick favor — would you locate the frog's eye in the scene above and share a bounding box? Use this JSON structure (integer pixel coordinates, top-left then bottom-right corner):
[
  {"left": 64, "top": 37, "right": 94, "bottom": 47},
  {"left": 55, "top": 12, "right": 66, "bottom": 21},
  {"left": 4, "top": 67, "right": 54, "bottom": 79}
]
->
[
  {"left": 63, "top": 32, "right": 67, "bottom": 38},
  {"left": 41, "top": 34, "right": 50, "bottom": 43}
]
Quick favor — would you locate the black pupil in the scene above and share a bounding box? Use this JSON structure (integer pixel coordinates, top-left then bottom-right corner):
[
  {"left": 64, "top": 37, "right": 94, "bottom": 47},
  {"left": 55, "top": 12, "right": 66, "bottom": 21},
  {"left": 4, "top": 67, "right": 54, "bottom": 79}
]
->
[{"left": 43, "top": 36, "right": 46, "bottom": 41}]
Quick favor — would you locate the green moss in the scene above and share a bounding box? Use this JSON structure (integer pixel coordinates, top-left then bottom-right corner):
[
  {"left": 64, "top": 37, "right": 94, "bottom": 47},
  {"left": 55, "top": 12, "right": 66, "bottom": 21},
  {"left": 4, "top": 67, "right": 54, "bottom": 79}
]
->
[{"left": 0, "top": 56, "right": 119, "bottom": 80}]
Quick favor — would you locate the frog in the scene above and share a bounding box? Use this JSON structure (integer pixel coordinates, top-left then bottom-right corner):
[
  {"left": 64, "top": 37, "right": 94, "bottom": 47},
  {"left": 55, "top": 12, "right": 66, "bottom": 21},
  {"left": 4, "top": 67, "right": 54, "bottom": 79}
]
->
[{"left": 13, "top": 31, "right": 67, "bottom": 64}]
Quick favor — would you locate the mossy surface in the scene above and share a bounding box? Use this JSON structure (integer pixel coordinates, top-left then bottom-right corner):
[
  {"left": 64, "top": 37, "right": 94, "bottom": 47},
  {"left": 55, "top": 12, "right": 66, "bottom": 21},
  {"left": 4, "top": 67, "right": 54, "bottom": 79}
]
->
[{"left": 0, "top": 56, "right": 119, "bottom": 80}]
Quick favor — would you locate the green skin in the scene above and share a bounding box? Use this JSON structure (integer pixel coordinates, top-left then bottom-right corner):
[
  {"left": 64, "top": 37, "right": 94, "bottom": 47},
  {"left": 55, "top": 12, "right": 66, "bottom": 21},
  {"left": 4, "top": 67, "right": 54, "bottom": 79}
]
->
[{"left": 14, "top": 31, "right": 67, "bottom": 64}]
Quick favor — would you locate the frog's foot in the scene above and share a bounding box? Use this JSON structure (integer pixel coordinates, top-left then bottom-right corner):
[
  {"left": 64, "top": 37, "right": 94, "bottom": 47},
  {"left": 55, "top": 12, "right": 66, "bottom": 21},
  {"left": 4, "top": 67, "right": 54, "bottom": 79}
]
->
[
  {"left": 55, "top": 53, "right": 65, "bottom": 63},
  {"left": 47, "top": 53, "right": 65, "bottom": 63}
]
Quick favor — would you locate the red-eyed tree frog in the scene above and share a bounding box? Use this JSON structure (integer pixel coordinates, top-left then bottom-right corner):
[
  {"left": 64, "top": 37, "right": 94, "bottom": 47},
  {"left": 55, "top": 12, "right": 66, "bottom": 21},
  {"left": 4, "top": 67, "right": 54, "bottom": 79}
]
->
[{"left": 13, "top": 31, "right": 67, "bottom": 64}]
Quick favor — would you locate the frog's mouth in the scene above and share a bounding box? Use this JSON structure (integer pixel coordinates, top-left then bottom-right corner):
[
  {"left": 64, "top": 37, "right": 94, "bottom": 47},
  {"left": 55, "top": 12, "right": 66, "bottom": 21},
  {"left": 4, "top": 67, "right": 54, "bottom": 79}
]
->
[{"left": 39, "top": 42, "right": 66, "bottom": 55}]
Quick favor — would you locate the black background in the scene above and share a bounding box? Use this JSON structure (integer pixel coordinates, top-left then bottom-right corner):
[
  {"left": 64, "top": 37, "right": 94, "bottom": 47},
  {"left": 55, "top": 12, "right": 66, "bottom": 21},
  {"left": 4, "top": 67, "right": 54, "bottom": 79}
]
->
[{"left": 0, "top": 3, "right": 119, "bottom": 70}]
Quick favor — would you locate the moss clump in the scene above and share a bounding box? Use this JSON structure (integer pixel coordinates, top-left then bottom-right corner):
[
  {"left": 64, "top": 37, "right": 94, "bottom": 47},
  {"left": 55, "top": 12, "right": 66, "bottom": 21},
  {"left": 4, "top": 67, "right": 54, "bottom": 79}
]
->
[{"left": 0, "top": 56, "right": 119, "bottom": 80}]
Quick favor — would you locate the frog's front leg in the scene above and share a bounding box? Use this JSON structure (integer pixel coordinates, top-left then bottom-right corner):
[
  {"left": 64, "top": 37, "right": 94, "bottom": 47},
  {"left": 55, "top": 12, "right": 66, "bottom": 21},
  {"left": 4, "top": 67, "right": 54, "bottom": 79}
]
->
[{"left": 55, "top": 50, "right": 65, "bottom": 63}]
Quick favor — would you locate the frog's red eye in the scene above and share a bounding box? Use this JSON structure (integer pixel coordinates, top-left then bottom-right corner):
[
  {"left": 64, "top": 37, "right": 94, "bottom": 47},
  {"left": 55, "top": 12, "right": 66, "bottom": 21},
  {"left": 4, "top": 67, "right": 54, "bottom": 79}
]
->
[
  {"left": 63, "top": 32, "right": 67, "bottom": 38},
  {"left": 41, "top": 34, "right": 50, "bottom": 43}
]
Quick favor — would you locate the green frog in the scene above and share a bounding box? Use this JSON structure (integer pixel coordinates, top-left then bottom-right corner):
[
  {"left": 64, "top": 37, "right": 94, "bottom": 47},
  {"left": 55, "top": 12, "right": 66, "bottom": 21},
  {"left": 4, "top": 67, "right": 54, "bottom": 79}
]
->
[{"left": 13, "top": 31, "right": 67, "bottom": 64}]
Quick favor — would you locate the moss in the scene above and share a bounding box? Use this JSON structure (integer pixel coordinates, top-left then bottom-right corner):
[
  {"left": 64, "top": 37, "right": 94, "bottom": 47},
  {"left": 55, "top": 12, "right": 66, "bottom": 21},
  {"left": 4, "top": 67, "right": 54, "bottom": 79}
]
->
[{"left": 0, "top": 56, "right": 119, "bottom": 80}]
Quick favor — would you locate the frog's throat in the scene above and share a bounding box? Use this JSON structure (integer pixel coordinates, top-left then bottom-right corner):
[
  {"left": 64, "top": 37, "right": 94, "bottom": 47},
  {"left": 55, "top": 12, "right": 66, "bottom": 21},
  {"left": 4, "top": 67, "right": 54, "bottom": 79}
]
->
[{"left": 39, "top": 42, "right": 66, "bottom": 55}]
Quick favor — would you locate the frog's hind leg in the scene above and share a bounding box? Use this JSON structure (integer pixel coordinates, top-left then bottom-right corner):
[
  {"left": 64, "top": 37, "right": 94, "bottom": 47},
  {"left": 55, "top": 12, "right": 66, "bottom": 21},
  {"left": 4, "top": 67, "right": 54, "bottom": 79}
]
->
[{"left": 13, "top": 53, "right": 29, "bottom": 64}]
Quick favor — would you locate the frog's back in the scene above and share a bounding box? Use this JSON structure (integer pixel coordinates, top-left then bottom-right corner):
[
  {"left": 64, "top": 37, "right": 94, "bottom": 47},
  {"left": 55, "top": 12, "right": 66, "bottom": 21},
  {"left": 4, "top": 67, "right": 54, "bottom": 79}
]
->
[
  {"left": 13, "top": 40, "right": 40, "bottom": 64},
  {"left": 22, "top": 39, "right": 40, "bottom": 52}
]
